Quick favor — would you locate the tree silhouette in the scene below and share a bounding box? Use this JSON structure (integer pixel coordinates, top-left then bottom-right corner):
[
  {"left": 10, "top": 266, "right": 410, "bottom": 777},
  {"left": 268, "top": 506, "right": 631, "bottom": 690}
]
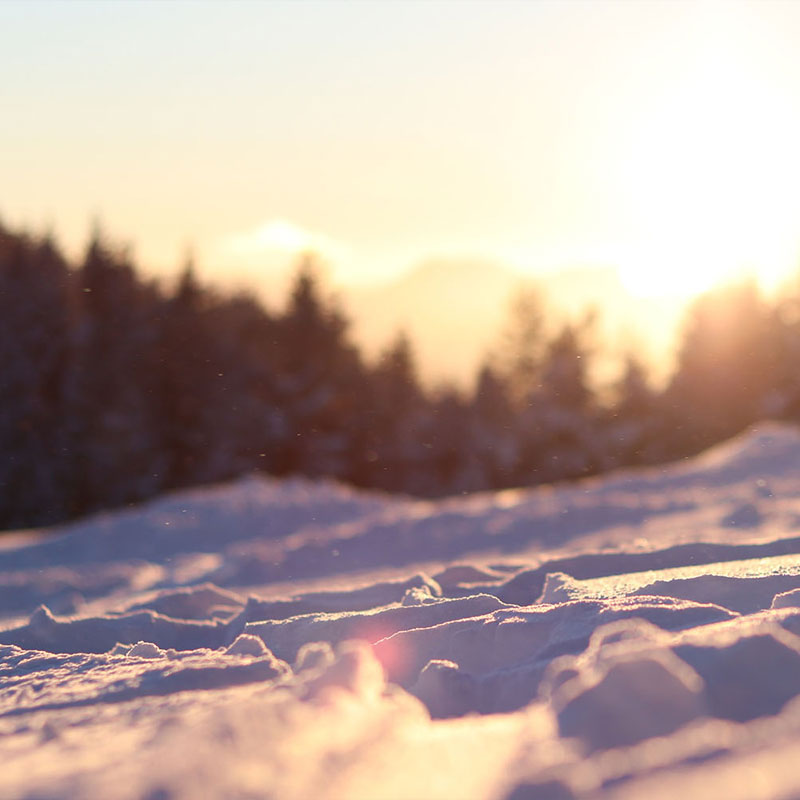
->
[
  {"left": 272, "top": 258, "right": 365, "bottom": 478},
  {"left": 3, "top": 219, "right": 797, "bottom": 531},
  {"left": 665, "top": 281, "right": 776, "bottom": 454},
  {"left": 0, "top": 229, "right": 76, "bottom": 525}
]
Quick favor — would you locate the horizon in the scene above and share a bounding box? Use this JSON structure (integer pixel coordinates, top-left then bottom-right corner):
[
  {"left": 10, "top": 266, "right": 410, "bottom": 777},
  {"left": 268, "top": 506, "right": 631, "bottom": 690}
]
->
[
  {"left": 0, "top": 213, "right": 760, "bottom": 391},
  {"left": 4, "top": 0, "right": 800, "bottom": 384},
  {"left": 0, "top": 213, "right": 696, "bottom": 387}
]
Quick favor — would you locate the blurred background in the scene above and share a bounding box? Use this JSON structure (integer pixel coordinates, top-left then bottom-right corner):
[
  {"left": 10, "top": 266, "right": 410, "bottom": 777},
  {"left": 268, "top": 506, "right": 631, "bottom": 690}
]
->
[{"left": 2, "top": 0, "right": 800, "bottom": 529}]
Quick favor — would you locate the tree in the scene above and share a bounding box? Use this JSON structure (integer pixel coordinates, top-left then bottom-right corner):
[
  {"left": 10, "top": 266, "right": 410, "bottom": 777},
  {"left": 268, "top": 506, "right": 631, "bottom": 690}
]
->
[
  {"left": 470, "top": 363, "right": 517, "bottom": 488},
  {"left": 68, "top": 232, "right": 163, "bottom": 514},
  {"left": 603, "top": 354, "right": 659, "bottom": 467},
  {"left": 528, "top": 317, "right": 599, "bottom": 482},
  {"left": 427, "top": 385, "right": 485, "bottom": 494},
  {"left": 665, "top": 280, "right": 776, "bottom": 455},
  {"left": 154, "top": 261, "right": 227, "bottom": 488},
  {"left": 203, "top": 289, "right": 284, "bottom": 477},
  {"left": 0, "top": 228, "right": 77, "bottom": 526},
  {"left": 495, "top": 285, "right": 547, "bottom": 409},
  {"left": 539, "top": 320, "right": 593, "bottom": 413},
  {"left": 352, "top": 331, "right": 432, "bottom": 492},
  {"left": 272, "top": 257, "right": 366, "bottom": 479},
  {"left": 766, "top": 273, "right": 800, "bottom": 421}
]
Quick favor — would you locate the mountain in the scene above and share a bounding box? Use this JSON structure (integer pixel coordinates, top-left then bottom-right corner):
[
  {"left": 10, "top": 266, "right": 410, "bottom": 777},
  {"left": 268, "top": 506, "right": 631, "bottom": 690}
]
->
[
  {"left": 342, "top": 257, "right": 524, "bottom": 385},
  {"left": 341, "top": 258, "right": 686, "bottom": 387}
]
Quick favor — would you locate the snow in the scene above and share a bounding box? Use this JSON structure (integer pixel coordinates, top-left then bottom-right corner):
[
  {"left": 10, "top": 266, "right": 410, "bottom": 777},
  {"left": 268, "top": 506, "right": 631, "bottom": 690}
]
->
[{"left": 4, "top": 422, "right": 800, "bottom": 797}]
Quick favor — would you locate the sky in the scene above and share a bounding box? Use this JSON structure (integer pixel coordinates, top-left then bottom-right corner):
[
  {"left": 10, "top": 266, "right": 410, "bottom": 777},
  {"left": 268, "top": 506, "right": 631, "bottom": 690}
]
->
[{"left": 3, "top": 1, "right": 800, "bottom": 311}]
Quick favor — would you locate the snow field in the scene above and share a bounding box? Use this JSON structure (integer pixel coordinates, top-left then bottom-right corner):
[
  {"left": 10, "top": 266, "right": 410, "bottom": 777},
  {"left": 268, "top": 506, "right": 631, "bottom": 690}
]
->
[{"left": 3, "top": 423, "right": 800, "bottom": 797}]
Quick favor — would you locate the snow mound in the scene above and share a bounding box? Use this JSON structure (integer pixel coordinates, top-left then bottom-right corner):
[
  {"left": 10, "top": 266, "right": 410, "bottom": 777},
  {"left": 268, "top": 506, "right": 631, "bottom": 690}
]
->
[
  {"left": 225, "top": 633, "right": 269, "bottom": 657},
  {"left": 773, "top": 588, "right": 800, "bottom": 609},
  {"left": 552, "top": 646, "right": 706, "bottom": 751},
  {"left": 692, "top": 421, "right": 800, "bottom": 480},
  {"left": 127, "top": 641, "right": 166, "bottom": 659},
  {"left": 676, "top": 625, "right": 800, "bottom": 722},
  {"left": 124, "top": 583, "right": 244, "bottom": 620},
  {"left": 623, "top": 421, "right": 800, "bottom": 492}
]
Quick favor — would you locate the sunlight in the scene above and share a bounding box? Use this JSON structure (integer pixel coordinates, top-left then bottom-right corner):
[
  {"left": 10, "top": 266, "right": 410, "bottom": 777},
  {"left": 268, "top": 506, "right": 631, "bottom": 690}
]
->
[
  {"left": 208, "top": 218, "right": 353, "bottom": 293},
  {"left": 227, "top": 218, "right": 328, "bottom": 255},
  {"left": 617, "top": 249, "right": 745, "bottom": 301},
  {"left": 616, "top": 1, "right": 800, "bottom": 299}
]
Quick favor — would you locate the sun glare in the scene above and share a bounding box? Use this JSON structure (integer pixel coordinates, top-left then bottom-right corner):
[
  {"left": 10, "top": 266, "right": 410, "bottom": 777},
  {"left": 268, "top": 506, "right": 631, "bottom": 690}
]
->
[
  {"left": 212, "top": 218, "right": 353, "bottom": 280},
  {"left": 617, "top": 248, "right": 746, "bottom": 301},
  {"left": 228, "top": 219, "right": 320, "bottom": 255},
  {"left": 615, "top": 2, "right": 800, "bottom": 300}
]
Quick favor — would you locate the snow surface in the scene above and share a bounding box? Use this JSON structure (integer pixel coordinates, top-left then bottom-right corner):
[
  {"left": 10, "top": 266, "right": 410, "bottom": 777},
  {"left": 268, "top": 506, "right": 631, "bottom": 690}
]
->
[{"left": 4, "top": 421, "right": 800, "bottom": 797}]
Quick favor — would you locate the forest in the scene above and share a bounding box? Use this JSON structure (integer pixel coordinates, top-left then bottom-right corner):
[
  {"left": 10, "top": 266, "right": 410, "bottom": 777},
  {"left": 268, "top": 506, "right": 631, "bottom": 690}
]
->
[{"left": 2, "top": 221, "right": 799, "bottom": 530}]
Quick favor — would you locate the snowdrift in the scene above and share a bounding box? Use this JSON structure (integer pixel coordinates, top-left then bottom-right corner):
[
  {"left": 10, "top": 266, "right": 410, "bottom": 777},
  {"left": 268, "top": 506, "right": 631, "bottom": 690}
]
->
[{"left": 3, "top": 422, "right": 800, "bottom": 798}]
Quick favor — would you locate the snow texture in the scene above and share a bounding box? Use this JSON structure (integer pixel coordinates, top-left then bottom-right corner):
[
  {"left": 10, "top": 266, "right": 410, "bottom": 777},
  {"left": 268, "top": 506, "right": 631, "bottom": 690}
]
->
[{"left": 4, "top": 422, "right": 800, "bottom": 797}]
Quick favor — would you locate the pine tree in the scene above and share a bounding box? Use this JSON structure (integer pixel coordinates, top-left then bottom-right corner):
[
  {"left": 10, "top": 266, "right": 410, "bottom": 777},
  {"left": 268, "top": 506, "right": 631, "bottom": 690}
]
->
[
  {"left": 0, "top": 228, "right": 77, "bottom": 526},
  {"left": 767, "top": 274, "right": 800, "bottom": 420},
  {"left": 604, "top": 354, "right": 658, "bottom": 467},
  {"left": 496, "top": 285, "right": 547, "bottom": 408},
  {"left": 428, "top": 385, "right": 484, "bottom": 494},
  {"left": 470, "top": 363, "right": 518, "bottom": 488},
  {"left": 68, "top": 233, "right": 163, "bottom": 514},
  {"left": 665, "top": 280, "right": 776, "bottom": 455},
  {"left": 520, "top": 317, "right": 598, "bottom": 483},
  {"left": 155, "top": 262, "right": 222, "bottom": 488},
  {"left": 272, "top": 258, "right": 365, "bottom": 479},
  {"left": 357, "top": 331, "right": 432, "bottom": 492},
  {"left": 203, "top": 290, "right": 284, "bottom": 478}
]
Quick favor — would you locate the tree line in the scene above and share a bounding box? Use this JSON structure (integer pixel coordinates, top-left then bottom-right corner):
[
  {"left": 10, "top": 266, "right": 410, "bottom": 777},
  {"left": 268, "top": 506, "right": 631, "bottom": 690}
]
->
[{"left": 2, "top": 222, "right": 799, "bottom": 530}]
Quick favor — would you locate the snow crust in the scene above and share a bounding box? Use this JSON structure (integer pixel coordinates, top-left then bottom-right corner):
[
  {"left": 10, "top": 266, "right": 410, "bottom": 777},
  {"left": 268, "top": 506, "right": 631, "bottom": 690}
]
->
[{"left": 4, "top": 422, "right": 800, "bottom": 797}]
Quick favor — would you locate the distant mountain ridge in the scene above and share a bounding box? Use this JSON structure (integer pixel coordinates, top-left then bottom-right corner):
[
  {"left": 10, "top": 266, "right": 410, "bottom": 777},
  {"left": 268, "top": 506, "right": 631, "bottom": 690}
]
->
[
  {"left": 340, "top": 258, "right": 684, "bottom": 387},
  {"left": 342, "top": 257, "right": 523, "bottom": 385}
]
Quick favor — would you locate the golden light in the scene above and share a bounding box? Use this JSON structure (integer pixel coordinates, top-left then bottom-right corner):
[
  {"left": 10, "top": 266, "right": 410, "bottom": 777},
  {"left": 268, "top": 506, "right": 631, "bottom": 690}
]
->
[
  {"left": 614, "top": 1, "right": 800, "bottom": 300},
  {"left": 206, "top": 218, "right": 353, "bottom": 293},
  {"left": 226, "top": 219, "right": 324, "bottom": 256}
]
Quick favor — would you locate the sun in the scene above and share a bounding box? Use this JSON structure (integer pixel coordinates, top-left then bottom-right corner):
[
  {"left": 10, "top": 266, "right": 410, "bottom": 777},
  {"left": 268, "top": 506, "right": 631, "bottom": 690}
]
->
[
  {"left": 616, "top": 248, "right": 746, "bottom": 301},
  {"left": 613, "top": 2, "right": 800, "bottom": 300}
]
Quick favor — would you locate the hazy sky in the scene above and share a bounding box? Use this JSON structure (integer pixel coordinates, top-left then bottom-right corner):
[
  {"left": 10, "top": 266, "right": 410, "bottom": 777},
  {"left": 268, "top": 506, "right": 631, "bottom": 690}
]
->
[{"left": 3, "top": 0, "right": 800, "bottom": 300}]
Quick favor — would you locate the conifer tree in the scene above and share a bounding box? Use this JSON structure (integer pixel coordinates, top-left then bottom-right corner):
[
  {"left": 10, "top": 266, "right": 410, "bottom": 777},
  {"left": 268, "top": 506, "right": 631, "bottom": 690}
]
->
[
  {"left": 272, "top": 258, "right": 364, "bottom": 478},
  {"left": 470, "top": 364, "right": 517, "bottom": 488},
  {"left": 69, "top": 233, "right": 163, "bottom": 513},
  {"left": 530, "top": 319, "right": 598, "bottom": 482},
  {"left": 358, "top": 331, "right": 431, "bottom": 492},
  {"left": 203, "top": 290, "right": 284, "bottom": 477},
  {"left": 766, "top": 275, "right": 800, "bottom": 420},
  {"left": 428, "top": 385, "right": 484, "bottom": 494},
  {"left": 665, "top": 281, "right": 775, "bottom": 455},
  {"left": 155, "top": 262, "right": 222, "bottom": 487},
  {"left": 604, "top": 354, "right": 658, "bottom": 467},
  {"left": 0, "top": 228, "right": 76, "bottom": 525},
  {"left": 496, "top": 286, "right": 547, "bottom": 408}
]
